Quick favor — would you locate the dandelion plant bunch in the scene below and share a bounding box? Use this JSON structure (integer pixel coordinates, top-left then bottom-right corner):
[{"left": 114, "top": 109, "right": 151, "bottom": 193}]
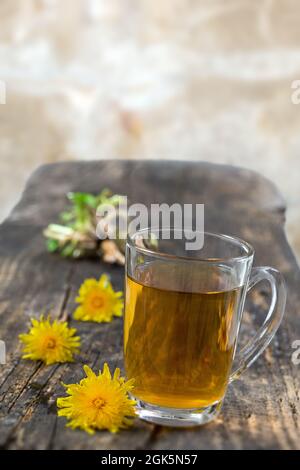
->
[{"left": 43, "top": 189, "right": 126, "bottom": 264}]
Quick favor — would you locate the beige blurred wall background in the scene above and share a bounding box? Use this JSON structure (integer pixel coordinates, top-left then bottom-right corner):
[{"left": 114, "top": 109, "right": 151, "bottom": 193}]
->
[{"left": 0, "top": 0, "right": 299, "bottom": 257}]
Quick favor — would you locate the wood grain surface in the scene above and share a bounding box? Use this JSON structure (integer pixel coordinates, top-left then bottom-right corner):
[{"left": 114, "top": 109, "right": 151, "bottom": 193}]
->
[{"left": 0, "top": 160, "right": 299, "bottom": 450}]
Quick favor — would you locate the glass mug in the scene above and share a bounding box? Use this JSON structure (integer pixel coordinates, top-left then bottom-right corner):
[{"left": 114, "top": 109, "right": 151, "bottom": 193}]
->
[{"left": 124, "top": 229, "right": 286, "bottom": 426}]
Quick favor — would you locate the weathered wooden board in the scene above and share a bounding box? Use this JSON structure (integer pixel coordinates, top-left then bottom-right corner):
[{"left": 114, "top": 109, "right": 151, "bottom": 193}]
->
[{"left": 0, "top": 160, "right": 299, "bottom": 450}]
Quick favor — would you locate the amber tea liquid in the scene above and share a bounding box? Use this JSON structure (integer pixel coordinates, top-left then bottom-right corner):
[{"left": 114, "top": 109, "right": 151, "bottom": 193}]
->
[{"left": 124, "top": 262, "right": 244, "bottom": 409}]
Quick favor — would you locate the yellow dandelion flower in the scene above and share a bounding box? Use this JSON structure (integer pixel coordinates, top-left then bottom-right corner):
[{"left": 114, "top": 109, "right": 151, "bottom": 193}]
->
[
  {"left": 57, "top": 363, "right": 136, "bottom": 434},
  {"left": 19, "top": 316, "right": 81, "bottom": 365},
  {"left": 74, "top": 274, "right": 123, "bottom": 323}
]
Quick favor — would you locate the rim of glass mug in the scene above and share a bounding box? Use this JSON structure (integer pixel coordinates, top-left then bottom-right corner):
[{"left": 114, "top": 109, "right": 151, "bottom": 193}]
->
[{"left": 126, "top": 228, "right": 255, "bottom": 263}]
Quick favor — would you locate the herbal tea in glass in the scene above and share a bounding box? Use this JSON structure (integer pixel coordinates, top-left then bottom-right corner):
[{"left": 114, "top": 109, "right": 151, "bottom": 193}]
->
[
  {"left": 124, "top": 262, "right": 243, "bottom": 409},
  {"left": 124, "top": 229, "right": 286, "bottom": 426}
]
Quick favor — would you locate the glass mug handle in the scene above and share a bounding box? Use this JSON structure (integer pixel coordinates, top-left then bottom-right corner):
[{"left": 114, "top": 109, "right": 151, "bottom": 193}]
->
[{"left": 230, "top": 266, "right": 287, "bottom": 382}]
